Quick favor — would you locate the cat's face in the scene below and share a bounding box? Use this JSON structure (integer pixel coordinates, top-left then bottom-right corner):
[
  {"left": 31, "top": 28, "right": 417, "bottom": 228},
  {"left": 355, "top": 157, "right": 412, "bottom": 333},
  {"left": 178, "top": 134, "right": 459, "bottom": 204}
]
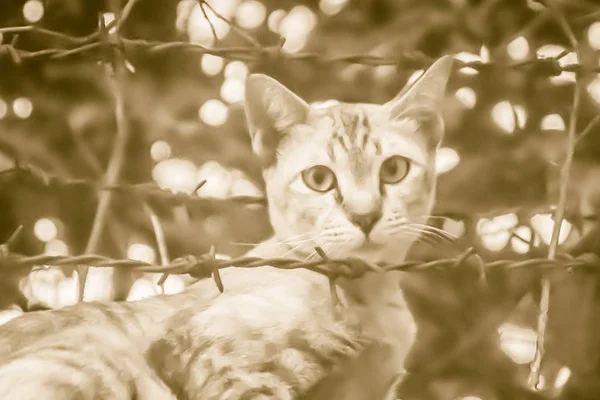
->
[{"left": 244, "top": 56, "right": 453, "bottom": 262}]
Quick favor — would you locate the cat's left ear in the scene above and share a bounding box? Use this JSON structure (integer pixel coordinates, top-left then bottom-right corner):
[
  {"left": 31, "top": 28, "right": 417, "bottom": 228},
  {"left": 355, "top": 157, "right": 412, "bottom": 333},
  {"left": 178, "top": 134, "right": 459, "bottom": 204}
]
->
[
  {"left": 386, "top": 55, "right": 454, "bottom": 147},
  {"left": 244, "top": 74, "right": 309, "bottom": 166}
]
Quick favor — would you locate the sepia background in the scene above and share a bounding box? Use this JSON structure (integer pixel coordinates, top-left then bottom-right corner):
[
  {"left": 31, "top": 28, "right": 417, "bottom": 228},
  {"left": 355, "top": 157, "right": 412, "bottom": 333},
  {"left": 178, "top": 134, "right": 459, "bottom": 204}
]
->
[{"left": 1, "top": 0, "right": 600, "bottom": 399}]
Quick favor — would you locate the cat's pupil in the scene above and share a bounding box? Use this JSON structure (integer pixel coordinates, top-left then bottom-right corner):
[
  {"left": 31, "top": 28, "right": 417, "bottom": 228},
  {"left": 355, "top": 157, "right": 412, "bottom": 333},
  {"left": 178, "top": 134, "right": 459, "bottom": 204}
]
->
[
  {"left": 313, "top": 170, "right": 325, "bottom": 184},
  {"left": 385, "top": 160, "right": 397, "bottom": 175}
]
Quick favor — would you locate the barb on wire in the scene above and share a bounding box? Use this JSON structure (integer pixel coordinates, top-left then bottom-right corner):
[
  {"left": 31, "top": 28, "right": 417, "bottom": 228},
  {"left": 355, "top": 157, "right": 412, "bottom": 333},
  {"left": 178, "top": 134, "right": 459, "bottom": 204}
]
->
[
  {"left": 0, "top": 163, "right": 266, "bottom": 207},
  {"left": 315, "top": 246, "right": 341, "bottom": 307},
  {"left": 144, "top": 202, "right": 171, "bottom": 293}
]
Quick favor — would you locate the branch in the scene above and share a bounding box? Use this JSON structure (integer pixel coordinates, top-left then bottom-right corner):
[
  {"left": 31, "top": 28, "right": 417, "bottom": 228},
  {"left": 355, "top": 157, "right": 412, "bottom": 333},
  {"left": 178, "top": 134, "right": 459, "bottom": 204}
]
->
[
  {"left": 78, "top": 1, "right": 136, "bottom": 302},
  {"left": 116, "top": 0, "right": 142, "bottom": 32},
  {"left": 528, "top": 0, "right": 581, "bottom": 388},
  {"left": 199, "top": 0, "right": 261, "bottom": 48}
]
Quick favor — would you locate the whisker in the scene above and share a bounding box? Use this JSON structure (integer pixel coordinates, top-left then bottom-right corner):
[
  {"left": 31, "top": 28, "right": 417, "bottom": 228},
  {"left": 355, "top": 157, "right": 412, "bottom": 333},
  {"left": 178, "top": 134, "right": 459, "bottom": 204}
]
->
[
  {"left": 411, "top": 215, "right": 456, "bottom": 222},
  {"left": 231, "top": 231, "right": 316, "bottom": 247},
  {"left": 281, "top": 236, "right": 323, "bottom": 259},
  {"left": 395, "top": 232, "right": 436, "bottom": 248},
  {"left": 403, "top": 227, "right": 448, "bottom": 241},
  {"left": 231, "top": 232, "right": 317, "bottom": 249},
  {"left": 395, "top": 230, "right": 439, "bottom": 247},
  {"left": 396, "top": 226, "right": 454, "bottom": 246},
  {"left": 230, "top": 242, "right": 263, "bottom": 247},
  {"left": 405, "top": 223, "right": 459, "bottom": 242}
]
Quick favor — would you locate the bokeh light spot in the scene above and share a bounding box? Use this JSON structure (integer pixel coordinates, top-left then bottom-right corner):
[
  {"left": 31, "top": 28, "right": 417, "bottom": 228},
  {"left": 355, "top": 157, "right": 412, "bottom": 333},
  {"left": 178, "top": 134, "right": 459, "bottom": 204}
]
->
[
  {"left": 587, "top": 22, "right": 600, "bottom": 50},
  {"left": 150, "top": 140, "right": 172, "bottom": 162},
  {"left": 235, "top": 0, "right": 267, "bottom": 30},
  {"left": 127, "top": 243, "right": 156, "bottom": 264},
  {"left": 279, "top": 5, "right": 317, "bottom": 53},
  {"left": 498, "top": 323, "right": 537, "bottom": 364},
  {"left": 454, "top": 51, "right": 483, "bottom": 75},
  {"left": 435, "top": 147, "right": 460, "bottom": 175},
  {"left": 455, "top": 87, "right": 476, "bottom": 109},
  {"left": 199, "top": 99, "right": 229, "bottom": 126},
  {"left": 221, "top": 79, "right": 245, "bottom": 104},
  {"left": 224, "top": 61, "right": 249, "bottom": 80},
  {"left": 491, "top": 101, "right": 526, "bottom": 134},
  {"left": 13, "top": 97, "right": 33, "bottom": 119},
  {"left": 23, "top": 0, "right": 44, "bottom": 23},
  {"left": 187, "top": 1, "right": 234, "bottom": 46},
  {"left": 102, "top": 12, "right": 116, "bottom": 34},
  {"left": 530, "top": 213, "right": 572, "bottom": 245},
  {"left": 541, "top": 113, "right": 565, "bottom": 131},
  {"left": 587, "top": 75, "right": 600, "bottom": 105},
  {"left": 536, "top": 44, "right": 565, "bottom": 58},
  {"left": 152, "top": 158, "right": 199, "bottom": 193},
  {"left": 45, "top": 239, "right": 69, "bottom": 256},
  {"left": 507, "top": 36, "right": 529, "bottom": 61},
  {"left": 477, "top": 213, "right": 518, "bottom": 252},
  {"left": 442, "top": 219, "right": 465, "bottom": 238},
  {"left": 201, "top": 54, "right": 224, "bottom": 76},
  {"left": 267, "top": 9, "right": 286, "bottom": 33},
  {"left": 510, "top": 226, "right": 538, "bottom": 254},
  {"left": 34, "top": 218, "right": 58, "bottom": 242},
  {"left": 197, "top": 161, "right": 233, "bottom": 198},
  {"left": 554, "top": 367, "right": 571, "bottom": 389},
  {"left": 127, "top": 278, "right": 159, "bottom": 301},
  {"left": 319, "top": 0, "right": 349, "bottom": 15}
]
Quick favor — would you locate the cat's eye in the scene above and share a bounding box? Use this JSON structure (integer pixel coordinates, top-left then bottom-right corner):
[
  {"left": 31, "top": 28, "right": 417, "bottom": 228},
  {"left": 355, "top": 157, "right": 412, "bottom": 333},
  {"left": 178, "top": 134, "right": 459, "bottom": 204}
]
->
[
  {"left": 380, "top": 155, "right": 410, "bottom": 184},
  {"left": 301, "top": 165, "right": 337, "bottom": 192}
]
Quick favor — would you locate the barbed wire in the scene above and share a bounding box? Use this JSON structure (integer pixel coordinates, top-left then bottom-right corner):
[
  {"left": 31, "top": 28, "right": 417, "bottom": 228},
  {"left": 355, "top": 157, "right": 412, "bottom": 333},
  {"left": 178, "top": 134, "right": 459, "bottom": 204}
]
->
[
  {"left": 0, "top": 162, "right": 266, "bottom": 207},
  {"left": 1, "top": 222, "right": 598, "bottom": 295},
  {"left": 1, "top": 161, "right": 574, "bottom": 225},
  {"left": 1, "top": 18, "right": 600, "bottom": 74}
]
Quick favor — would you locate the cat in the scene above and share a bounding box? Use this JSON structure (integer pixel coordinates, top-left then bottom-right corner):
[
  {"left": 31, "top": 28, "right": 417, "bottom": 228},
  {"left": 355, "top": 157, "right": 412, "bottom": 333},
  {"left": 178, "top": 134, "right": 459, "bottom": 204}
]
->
[{"left": 0, "top": 54, "right": 454, "bottom": 399}]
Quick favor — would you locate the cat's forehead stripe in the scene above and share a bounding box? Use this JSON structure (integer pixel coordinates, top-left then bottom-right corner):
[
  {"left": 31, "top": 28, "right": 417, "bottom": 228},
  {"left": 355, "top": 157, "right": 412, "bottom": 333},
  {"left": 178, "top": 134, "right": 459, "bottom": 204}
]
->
[{"left": 314, "top": 105, "right": 384, "bottom": 180}]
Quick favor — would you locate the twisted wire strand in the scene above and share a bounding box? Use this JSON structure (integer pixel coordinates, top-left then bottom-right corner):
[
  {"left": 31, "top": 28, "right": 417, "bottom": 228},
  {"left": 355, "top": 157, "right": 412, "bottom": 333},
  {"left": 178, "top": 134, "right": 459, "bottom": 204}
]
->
[
  {"left": 0, "top": 23, "right": 598, "bottom": 74},
  {"left": 0, "top": 163, "right": 266, "bottom": 207},
  {"left": 2, "top": 237, "right": 599, "bottom": 293}
]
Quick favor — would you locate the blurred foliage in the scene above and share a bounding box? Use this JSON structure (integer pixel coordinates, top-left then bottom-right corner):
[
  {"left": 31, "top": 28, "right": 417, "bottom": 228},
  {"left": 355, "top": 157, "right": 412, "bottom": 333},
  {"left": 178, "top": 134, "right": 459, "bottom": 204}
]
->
[{"left": 1, "top": 0, "right": 600, "bottom": 399}]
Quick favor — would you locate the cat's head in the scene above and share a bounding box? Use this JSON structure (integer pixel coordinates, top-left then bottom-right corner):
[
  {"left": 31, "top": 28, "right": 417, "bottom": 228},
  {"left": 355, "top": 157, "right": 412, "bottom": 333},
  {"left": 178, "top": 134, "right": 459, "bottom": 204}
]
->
[{"left": 243, "top": 56, "right": 453, "bottom": 262}]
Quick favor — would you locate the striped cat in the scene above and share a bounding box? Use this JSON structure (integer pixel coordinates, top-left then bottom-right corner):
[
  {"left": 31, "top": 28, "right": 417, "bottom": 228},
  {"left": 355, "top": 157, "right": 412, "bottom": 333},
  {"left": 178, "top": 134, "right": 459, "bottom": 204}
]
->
[{"left": 0, "top": 55, "right": 453, "bottom": 399}]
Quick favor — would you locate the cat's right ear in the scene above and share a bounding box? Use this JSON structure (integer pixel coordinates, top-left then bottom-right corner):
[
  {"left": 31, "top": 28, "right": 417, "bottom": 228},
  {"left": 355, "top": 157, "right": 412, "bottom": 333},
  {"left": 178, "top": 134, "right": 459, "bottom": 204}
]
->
[{"left": 244, "top": 74, "right": 309, "bottom": 166}]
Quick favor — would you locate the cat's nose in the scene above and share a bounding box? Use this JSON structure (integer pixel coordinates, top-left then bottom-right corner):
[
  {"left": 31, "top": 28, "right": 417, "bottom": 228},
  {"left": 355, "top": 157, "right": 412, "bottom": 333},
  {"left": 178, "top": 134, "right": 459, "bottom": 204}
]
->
[{"left": 350, "top": 211, "right": 382, "bottom": 235}]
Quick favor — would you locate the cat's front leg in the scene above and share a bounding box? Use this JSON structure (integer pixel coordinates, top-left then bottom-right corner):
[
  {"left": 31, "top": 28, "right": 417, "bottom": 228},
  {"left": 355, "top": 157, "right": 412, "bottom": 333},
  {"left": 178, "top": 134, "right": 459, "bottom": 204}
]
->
[{"left": 149, "top": 330, "right": 304, "bottom": 400}]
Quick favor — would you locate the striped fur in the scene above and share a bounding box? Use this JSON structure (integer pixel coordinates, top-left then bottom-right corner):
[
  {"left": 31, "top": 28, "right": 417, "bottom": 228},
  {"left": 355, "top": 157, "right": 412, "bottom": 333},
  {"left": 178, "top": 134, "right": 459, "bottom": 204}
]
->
[{"left": 0, "top": 56, "right": 453, "bottom": 399}]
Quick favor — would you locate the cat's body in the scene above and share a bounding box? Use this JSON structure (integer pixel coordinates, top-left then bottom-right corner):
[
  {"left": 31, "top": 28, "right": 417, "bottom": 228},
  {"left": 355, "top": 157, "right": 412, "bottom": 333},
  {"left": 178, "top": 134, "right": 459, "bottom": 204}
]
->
[{"left": 0, "top": 55, "right": 454, "bottom": 399}]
